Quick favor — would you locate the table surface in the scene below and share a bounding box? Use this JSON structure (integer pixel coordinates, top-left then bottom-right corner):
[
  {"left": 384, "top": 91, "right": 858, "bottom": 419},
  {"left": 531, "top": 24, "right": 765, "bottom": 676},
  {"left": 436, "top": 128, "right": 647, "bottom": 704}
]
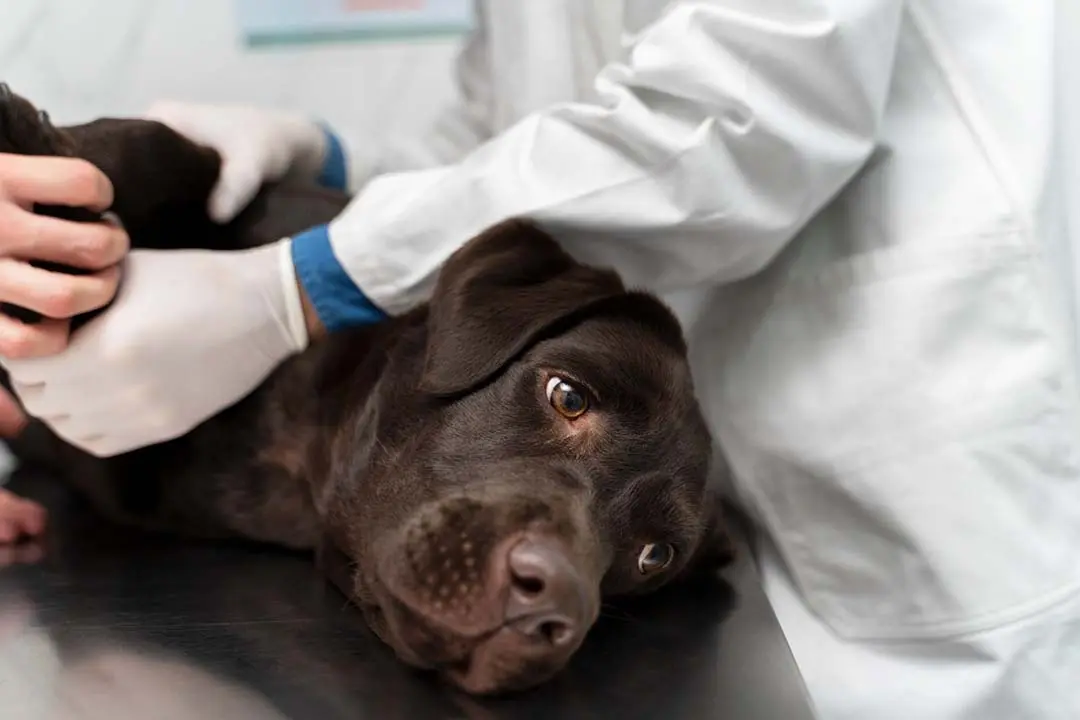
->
[{"left": 0, "top": 472, "right": 818, "bottom": 720}]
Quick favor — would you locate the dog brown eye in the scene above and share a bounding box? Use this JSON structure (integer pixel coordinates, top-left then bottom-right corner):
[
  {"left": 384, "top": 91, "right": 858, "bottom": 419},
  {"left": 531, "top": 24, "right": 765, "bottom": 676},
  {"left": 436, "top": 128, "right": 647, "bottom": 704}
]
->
[
  {"left": 636, "top": 543, "right": 675, "bottom": 574},
  {"left": 545, "top": 376, "right": 589, "bottom": 419}
]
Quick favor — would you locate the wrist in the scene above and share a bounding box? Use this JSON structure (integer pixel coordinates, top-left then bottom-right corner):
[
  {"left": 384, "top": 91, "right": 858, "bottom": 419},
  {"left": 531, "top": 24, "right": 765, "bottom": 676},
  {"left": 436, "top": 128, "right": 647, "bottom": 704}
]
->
[
  {"left": 287, "top": 119, "right": 348, "bottom": 192},
  {"left": 314, "top": 125, "right": 349, "bottom": 192},
  {"left": 298, "top": 280, "right": 327, "bottom": 341},
  {"left": 288, "top": 225, "right": 388, "bottom": 335},
  {"left": 273, "top": 240, "right": 311, "bottom": 352}
]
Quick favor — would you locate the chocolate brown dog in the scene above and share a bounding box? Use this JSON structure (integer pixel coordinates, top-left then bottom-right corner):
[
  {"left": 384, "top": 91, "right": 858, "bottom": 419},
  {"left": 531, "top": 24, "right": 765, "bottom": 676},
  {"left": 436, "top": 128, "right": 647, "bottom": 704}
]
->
[{"left": 0, "top": 87, "right": 734, "bottom": 695}]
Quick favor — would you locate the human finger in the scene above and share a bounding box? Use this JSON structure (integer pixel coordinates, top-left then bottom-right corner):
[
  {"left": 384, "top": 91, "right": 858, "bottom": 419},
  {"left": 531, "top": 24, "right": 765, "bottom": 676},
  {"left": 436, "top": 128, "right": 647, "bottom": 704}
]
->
[
  {"left": 208, "top": 156, "right": 263, "bottom": 223},
  {"left": 0, "top": 489, "right": 46, "bottom": 545},
  {"left": 0, "top": 203, "right": 128, "bottom": 269},
  {"left": 0, "top": 259, "right": 120, "bottom": 319},
  {"left": 0, "top": 386, "right": 28, "bottom": 436},
  {"left": 0, "top": 312, "right": 69, "bottom": 359},
  {"left": 0, "top": 153, "right": 114, "bottom": 211}
]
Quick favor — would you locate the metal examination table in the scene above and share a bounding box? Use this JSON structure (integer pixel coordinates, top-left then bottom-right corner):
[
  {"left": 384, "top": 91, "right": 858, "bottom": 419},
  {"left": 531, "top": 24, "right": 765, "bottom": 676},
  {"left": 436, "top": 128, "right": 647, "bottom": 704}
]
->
[{"left": 0, "top": 470, "right": 819, "bottom": 719}]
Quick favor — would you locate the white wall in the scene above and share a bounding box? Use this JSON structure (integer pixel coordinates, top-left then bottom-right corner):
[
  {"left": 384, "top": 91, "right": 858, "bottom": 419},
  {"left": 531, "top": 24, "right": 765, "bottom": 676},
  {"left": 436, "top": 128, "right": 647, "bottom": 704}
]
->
[{"left": 1, "top": 0, "right": 462, "bottom": 140}]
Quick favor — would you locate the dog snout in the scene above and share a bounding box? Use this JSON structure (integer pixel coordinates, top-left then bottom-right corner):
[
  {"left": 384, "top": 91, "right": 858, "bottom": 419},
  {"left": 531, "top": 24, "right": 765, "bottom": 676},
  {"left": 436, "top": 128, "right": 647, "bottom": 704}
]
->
[
  {"left": 380, "top": 493, "right": 601, "bottom": 693},
  {"left": 504, "top": 535, "right": 591, "bottom": 648},
  {"left": 439, "top": 532, "right": 599, "bottom": 694}
]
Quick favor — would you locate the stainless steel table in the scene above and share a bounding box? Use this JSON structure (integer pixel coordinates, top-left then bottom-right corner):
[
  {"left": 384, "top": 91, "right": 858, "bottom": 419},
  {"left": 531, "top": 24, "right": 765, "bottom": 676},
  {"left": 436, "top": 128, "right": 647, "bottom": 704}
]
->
[{"left": 0, "top": 471, "right": 819, "bottom": 719}]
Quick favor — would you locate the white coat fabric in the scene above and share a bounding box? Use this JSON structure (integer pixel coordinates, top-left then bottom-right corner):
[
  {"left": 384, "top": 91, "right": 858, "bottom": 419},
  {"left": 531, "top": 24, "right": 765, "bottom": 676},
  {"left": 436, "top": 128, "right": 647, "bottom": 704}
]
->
[{"left": 325, "top": 1, "right": 1080, "bottom": 717}]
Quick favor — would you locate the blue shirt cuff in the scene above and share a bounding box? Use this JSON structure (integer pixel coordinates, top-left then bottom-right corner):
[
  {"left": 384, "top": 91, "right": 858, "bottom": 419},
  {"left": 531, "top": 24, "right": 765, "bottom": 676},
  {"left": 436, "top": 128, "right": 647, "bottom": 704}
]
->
[
  {"left": 316, "top": 124, "right": 349, "bottom": 191},
  {"left": 290, "top": 224, "right": 387, "bottom": 333}
]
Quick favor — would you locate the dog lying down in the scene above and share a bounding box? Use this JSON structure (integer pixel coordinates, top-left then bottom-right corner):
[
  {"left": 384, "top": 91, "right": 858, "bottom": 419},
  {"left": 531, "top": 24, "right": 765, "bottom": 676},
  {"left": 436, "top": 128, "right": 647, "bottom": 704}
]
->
[{"left": 0, "top": 86, "right": 735, "bottom": 695}]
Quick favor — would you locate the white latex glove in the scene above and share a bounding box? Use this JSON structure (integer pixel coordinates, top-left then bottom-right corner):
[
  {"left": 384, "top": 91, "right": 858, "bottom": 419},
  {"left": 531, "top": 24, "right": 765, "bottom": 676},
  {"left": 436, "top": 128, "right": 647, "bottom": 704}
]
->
[
  {"left": 0, "top": 240, "right": 309, "bottom": 457},
  {"left": 145, "top": 102, "right": 329, "bottom": 224}
]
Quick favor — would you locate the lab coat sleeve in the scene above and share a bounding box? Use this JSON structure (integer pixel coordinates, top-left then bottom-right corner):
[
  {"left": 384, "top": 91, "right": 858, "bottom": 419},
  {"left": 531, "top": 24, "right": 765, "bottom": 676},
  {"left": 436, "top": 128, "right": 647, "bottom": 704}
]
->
[{"left": 292, "top": 0, "right": 903, "bottom": 330}]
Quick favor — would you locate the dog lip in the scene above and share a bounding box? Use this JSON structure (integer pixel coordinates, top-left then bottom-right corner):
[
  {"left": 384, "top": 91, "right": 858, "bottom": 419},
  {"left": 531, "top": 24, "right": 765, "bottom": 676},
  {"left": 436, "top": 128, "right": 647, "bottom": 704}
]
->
[
  {"left": 374, "top": 570, "right": 506, "bottom": 647},
  {"left": 440, "top": 623, "right": 576, "bottom": 695}
]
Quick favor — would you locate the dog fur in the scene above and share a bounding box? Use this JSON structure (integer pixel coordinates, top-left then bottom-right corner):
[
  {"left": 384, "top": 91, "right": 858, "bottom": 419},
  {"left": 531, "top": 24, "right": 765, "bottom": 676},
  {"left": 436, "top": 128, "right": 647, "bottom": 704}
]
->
[{"left": 0, "top": 87, "right": 734, "bottom": 695}]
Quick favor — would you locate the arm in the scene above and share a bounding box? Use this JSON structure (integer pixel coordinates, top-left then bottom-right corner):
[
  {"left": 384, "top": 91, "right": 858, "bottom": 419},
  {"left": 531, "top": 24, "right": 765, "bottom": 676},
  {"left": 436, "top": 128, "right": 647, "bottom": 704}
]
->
[
  {"left": 293, "top": 0, "right": 904, "bottom": 332},
  {"left": 1, "top": 0, "right": 906, "bottom": 460}
]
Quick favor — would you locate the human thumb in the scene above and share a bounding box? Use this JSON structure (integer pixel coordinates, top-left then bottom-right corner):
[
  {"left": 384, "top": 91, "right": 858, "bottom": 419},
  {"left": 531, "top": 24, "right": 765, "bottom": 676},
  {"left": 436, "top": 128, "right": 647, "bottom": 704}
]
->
[{"left": 208, "top": 157, "right": 263, "bottom": 224}]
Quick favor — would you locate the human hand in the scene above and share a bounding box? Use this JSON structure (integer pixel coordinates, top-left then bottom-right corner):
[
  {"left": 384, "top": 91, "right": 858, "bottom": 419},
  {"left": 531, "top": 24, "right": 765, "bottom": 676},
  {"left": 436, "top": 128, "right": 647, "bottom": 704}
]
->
[
  {"left": 144, "top": 101, "right": 331, "bottom": 224},
  {"left": 0, "top": 240, "right": 309, "bottom": 457},
  {"left": 0, "top": 487, "right": 46, "bottom": 546},
  {"left": 0, "top": 153, "right": 129, "bottom": 435}
]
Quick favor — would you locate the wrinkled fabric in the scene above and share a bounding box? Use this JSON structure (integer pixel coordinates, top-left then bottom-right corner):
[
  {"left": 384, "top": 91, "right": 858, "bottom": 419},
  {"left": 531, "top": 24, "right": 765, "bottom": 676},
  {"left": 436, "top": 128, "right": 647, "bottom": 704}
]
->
[{"left": 214, "top": 1, "right": 1080, "bottom": 717}]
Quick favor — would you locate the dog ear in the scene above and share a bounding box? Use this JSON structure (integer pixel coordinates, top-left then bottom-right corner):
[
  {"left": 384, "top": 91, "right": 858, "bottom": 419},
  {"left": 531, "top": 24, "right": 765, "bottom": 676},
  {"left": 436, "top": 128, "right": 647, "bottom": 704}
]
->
[{"left": 419, "top": 219, "right": 625, "bottom": 396}]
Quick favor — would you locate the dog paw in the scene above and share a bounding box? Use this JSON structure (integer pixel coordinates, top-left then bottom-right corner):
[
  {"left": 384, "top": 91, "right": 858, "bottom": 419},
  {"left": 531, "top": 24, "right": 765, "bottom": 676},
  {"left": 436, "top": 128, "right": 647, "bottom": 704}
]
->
[
  {"left": 0, "top": 487, "right": 46, "bottom": 547},
  {"left": 0, "top": 82, "right": 75, "bottom": 157}
]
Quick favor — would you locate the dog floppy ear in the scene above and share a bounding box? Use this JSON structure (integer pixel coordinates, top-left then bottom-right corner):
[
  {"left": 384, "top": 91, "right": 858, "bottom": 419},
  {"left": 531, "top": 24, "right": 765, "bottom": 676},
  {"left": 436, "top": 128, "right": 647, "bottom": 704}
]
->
[{"left": 419, "top": 219, "right": 625, "bottom": 396}]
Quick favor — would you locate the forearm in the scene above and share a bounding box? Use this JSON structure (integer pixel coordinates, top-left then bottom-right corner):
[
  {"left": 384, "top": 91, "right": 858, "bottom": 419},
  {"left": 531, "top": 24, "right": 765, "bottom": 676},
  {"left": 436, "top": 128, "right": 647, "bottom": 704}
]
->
[{"left": 299, "top": 0, "right": 905, "bottom": 330}]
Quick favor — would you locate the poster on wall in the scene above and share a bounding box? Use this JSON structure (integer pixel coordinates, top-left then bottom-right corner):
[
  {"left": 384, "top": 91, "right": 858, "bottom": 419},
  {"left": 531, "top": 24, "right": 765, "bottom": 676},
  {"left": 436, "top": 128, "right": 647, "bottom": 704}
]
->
[{"left": 234, "top": 0, "right": 475, "bottom": 47}]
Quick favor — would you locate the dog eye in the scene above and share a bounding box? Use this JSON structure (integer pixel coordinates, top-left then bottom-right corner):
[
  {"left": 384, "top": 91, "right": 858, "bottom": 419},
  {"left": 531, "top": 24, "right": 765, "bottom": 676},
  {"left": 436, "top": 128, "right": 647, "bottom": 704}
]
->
[
  {"left": 545, "top": 376, "right": 589, "bottom": 419},
  {"left": 636, "top": 543, "right": 676, "bottom": 574}
]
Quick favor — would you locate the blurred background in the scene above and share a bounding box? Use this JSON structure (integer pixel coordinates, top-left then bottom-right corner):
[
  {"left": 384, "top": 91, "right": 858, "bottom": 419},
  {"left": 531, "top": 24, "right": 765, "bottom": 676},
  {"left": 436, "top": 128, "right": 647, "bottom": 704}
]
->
[
  {"left": 0, "top": 0, "right": 468, "bottom": 477},
  {"left": 0, "top": 0, "right": 464, "bottom": 147}
]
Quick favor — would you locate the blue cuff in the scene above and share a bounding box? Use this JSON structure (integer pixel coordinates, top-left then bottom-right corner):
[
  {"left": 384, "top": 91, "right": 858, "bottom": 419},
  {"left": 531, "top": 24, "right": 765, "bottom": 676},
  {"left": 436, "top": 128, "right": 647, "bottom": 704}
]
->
[
  {"left": 290, "top": 224, "right": 387, "bottom": 333},
  {"left": 316, "top": 124, "right": 348, "bottom": 191}
]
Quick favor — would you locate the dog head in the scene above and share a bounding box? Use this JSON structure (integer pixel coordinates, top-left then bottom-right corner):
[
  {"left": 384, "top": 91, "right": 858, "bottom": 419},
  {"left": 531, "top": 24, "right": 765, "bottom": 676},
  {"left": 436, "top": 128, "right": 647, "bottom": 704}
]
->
[{"left": 320, "top": 220, "right": 733, "bottom": 694}]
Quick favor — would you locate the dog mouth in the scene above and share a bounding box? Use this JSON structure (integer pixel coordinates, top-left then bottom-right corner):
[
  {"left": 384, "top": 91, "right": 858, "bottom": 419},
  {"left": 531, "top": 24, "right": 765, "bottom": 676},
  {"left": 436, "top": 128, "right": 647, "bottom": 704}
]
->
[
  {"left": 438, "top": 623, "right": 576, "bottom": 694},
  {"left": 374, "top": 532, "right": 601, "bottom": 695},
  {"left": 381, "top": 596, "right": 597, "bottom": 695}
]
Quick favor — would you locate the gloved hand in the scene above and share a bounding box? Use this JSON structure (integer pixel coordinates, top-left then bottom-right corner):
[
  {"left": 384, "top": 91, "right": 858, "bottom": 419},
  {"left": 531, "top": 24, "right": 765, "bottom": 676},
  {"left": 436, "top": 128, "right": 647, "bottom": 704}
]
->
[
  {"left": 0, "top": 239, "right": 310, "bottom": 457},
  {"left": 145, "top": 101, "right": 333, "bottom": 224}
]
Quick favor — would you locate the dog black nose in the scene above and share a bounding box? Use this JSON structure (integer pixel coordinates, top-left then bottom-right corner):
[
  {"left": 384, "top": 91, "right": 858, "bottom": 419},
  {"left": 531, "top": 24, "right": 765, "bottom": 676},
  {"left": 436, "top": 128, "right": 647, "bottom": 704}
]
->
[{"left": 504, "top": 536, "right": 590, "bottom": 648}]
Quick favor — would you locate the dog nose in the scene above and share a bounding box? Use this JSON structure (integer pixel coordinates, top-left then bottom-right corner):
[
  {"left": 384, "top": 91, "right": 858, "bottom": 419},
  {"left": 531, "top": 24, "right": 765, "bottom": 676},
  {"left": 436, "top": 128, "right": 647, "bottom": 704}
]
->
[{"left": 504, "top": 536, "right": 589, "bottom": 648}]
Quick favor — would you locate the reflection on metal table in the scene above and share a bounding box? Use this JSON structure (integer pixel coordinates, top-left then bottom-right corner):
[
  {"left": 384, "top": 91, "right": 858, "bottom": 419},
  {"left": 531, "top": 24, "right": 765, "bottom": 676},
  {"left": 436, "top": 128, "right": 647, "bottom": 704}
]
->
[{"left": 0, "top": 472, "right": 818, "bottom": 719}]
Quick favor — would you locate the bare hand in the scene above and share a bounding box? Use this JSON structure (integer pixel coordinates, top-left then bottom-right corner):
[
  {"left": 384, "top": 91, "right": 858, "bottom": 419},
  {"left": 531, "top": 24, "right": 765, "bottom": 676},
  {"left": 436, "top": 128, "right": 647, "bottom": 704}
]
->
[{"left": 0, "top": 153, "right": 129, "bottom": 434}]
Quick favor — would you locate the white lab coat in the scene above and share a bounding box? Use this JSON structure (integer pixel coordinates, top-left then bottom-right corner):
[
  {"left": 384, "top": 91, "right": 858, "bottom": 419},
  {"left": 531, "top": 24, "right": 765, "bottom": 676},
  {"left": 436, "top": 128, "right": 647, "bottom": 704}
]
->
[{"left": 327, "top": 1, "right": 1080, "bottom": 717}]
